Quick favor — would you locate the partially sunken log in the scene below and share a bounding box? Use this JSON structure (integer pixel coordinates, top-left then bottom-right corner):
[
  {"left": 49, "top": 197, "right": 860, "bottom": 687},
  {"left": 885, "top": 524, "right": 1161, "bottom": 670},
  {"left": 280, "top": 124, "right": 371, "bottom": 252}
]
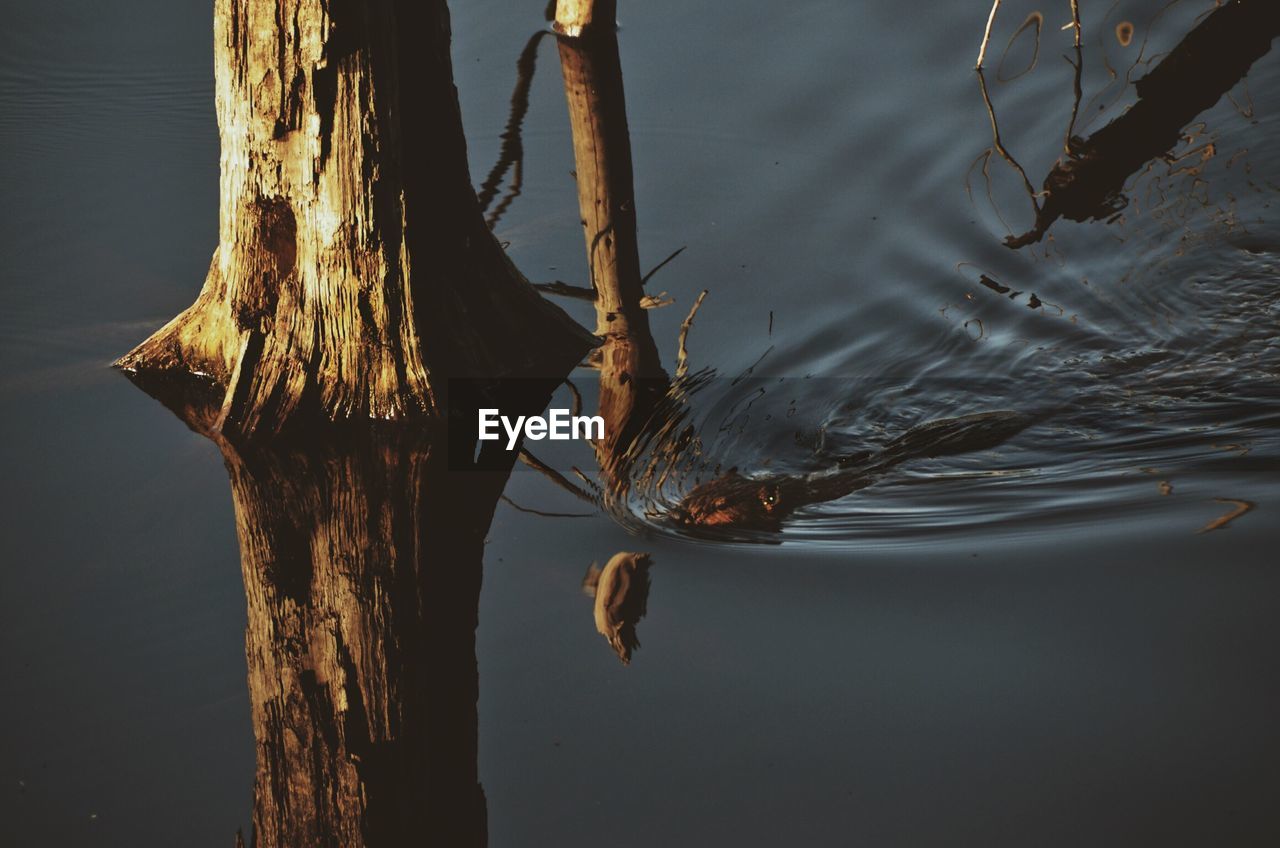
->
[
  {"left": 118, "top": 0, "right": 591, "bottom": 436},
  {"left": 224, "top": 432, "right": 507, "bottom": 846}
]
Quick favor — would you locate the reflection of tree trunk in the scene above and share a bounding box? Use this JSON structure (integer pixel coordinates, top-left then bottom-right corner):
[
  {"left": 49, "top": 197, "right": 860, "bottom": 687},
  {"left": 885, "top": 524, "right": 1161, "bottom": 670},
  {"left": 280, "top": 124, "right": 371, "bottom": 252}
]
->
[
  {"left": 119, "top": 0, "right": 590, "bottom": 436},
  {"left": 556, "top": 12, "right": 667, "bottom": 486},
  {"left": 222, "top": 435, "right": 507, "bottom": 847}
]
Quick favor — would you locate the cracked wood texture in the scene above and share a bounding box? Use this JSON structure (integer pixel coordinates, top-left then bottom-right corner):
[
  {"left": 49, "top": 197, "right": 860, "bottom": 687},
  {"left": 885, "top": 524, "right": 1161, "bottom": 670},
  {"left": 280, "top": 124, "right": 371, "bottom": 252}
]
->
[
  {"left": 224, "top": 433, "right": 507, "bottom": 846},
  {"left": 118, "top": 0, "right": 590, "bottom": 436},
  {"left": 553, "top": 0, "right": 616, "bottom": 37},
  {"left": 557, "top": 23, "right": 667, "bottom": 487}
]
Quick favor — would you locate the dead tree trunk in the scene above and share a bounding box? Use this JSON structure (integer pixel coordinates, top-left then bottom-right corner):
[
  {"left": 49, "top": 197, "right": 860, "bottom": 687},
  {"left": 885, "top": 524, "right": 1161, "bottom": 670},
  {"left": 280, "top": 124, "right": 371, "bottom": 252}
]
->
[
  {"left": 223, "top": 432, "right": 511, "bottom": 846},
  {"left": 118, "top": 0, "right": 591, "bottom": 436},
  {"left": 555, "top": 1, "right": 666, "bottom": 484}
]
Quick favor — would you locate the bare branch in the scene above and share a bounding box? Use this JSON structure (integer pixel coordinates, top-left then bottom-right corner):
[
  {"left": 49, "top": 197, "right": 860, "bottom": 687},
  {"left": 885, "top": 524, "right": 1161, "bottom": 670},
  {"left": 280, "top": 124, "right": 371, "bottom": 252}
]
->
[{"left": 676, "top": 289, "right": 709, "bottom": 379}]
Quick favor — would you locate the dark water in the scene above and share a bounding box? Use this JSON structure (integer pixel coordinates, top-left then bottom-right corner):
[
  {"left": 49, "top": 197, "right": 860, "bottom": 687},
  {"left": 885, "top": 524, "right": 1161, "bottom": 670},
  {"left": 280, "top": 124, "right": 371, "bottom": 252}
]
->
[{"left": 3, "top": 1, "right": 1279, "bottom": 845}]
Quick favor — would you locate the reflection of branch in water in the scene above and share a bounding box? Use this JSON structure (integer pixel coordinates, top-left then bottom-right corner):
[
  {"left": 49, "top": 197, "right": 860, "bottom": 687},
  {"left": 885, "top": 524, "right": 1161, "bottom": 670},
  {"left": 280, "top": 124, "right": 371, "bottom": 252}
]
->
[
  {"left": 518, "top": 447, "right": 599, "bottom": 504},
  {"left": 571, "top": 466, "right": 603, "bottom": 496},
  {"left": 501, "top": 494, "right": 594, "bottom": 518},
  {"left": 676, "top": 289, "right": 709, "bottom": 379},
  {"left": 532, "top": 280, "right": 595, "bottom": 300},
  {"left": 477, "top": 31, "right": 549, "bottom": 229},
  {"left": 977, "top": 0, "right": 1079, "bottom": 69},
  {"left": 976, "top": 69, "right": 1042, "bottom": 222},
  {"left": 965, "top": 150, "right": 1018, "bottom": 237},
  {"left": 563, "top": 376, "right": 583, "bottom": 417},
  {"left": 1007, "top": 0, "right": 1280, "bottom": 248},
  {"left": 1074, "top": 0, "right": 1176, "bottom": 137},
  {"left": 1226, "top": 77, "right": 1254, "bottom": 120},
  {"left": 1198, "top": 498, "right": 1255, "bottom": 534},
  {"left": 641, "top": 245, "right": 687, "bottom": 286},
  {"left": 976, "top": 0, "right": 1002, "bottom": 69},
  {"left": 1063, "top": 44, "right": 1084, "bottom": 154},
  {"left": 996, "top": 12, "right": 1044, "bottom": 82}
]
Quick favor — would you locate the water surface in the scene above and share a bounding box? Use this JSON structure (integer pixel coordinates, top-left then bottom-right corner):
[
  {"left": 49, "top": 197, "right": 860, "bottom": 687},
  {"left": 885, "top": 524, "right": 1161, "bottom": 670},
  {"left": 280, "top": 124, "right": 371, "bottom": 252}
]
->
[{"left": 3, "top": 1, "right": 1279, "bottom": 845}]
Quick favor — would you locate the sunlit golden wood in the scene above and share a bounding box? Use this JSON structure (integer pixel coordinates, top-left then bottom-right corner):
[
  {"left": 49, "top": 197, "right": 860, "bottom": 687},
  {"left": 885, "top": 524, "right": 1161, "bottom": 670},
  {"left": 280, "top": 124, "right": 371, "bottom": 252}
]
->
[
  {"left": 556, "top": 15, "right": 668, "bottom": 486},
  {"left": 554, "top": 0, "right": 616, "bottom": 37},
  {"left": 118, "top": 0, "right": 590, "bottom": 437},
  {"left": 221, "top": 433, "right": 508, "bottom": 846},
  {"left": 976, "top": 0, "right": 1003, "bottom": 69}
]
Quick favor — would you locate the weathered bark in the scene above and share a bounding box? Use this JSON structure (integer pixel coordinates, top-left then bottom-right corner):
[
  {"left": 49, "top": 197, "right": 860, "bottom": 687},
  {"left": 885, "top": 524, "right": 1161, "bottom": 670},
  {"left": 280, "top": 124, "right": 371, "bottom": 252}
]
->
[
  {"left": 119, "top": 0, "right": 591, "bottom": 436},
  {"left": 222, "top": 431, "right": 515, "bottom": 847},
  {"left": 552, "top": 0, "right": 616, "bottom": 38},
  {"left": 556, "top": 10, "right": 667, "bottom": 486}
]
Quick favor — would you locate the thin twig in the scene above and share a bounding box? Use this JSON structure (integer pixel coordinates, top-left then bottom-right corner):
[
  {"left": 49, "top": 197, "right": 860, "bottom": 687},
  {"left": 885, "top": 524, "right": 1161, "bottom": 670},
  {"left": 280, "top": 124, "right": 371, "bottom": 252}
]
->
[
  {"left": 571, "top": 466, "right": 601, "bottom": 493},
  {"left": 1197, "top": 498, "right": 1254, "bottom": 534},
  {"left": 675, "top": 289, "right": 708, "bottom": 379},
  {"left": 519, "top": 449, "right": 599, "bottom": 504},
  {"left": 563, "top": 378, "right": 583, "bottom": 418},
  {"left": 640, "top": 245, "right": 687, "bottom": 286},
  {"left": 976, "top": 0, "right": 1002, "bottom": 69},
  {"left": 1063, "top": 46, "right": 1084, "bottom": 154},
  {"left": 533, "top": 280, "right": 673, "bottom": 309},
  {"left": 533, "top": 280, "right": 595, "bottom": 300},
  {"left": 639, "top": 292, "right": 674, "bottom": 309},
  {"left": 977, "top": 69, "right": 1042, "bottom": 215},
  {"left": 477, "top": 31, "right": 549, "bottom": 227},
  {"left": 485, "top": 160, "right": 524, "bottom": 229},
  {"left": 501, "top": 495, "right": 595, "bottom": 519}
]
